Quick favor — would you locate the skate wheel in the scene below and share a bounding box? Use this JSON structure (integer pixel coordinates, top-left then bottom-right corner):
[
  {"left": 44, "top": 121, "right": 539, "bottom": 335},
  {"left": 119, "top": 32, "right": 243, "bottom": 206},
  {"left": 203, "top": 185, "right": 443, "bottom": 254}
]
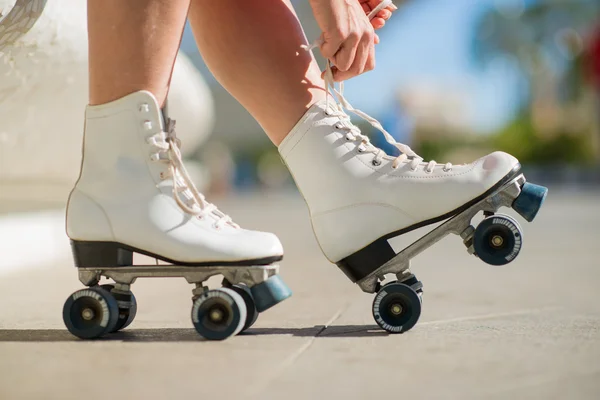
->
[
  {"left": 512, "top": 182, "right": 548, "bottom": 222},
  {"left": 191, "top": 288, "right": 246, "bottom": 340},
  {"left": 474, "top": 214, "right": 523, "bottom": 266},
  {"left": 229, "top": 284, "right": 259, "bottom": 331},
  {"left": 100, "top": 284, "right": 137, "bottom": 332},
  {"left": 250, "top": 275, "right": 292, "bottom": 312},
  {"left": 63, "top": 287, "right": 120, "bottom": 339},
  {"left": 372, "top": 282, "right": 421, "bottom": 333}
]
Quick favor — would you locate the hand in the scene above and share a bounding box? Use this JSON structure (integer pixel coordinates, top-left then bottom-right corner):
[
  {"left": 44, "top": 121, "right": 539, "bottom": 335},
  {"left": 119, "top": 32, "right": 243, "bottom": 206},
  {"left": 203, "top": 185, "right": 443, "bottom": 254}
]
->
[{"left": 308, "top": 0, "right": 396, "bottom": 81}]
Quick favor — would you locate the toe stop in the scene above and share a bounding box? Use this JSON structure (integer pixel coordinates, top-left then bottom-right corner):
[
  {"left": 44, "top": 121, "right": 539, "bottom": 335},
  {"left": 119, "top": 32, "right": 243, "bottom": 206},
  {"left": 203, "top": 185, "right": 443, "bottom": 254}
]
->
[
  {"left": 512, "top": 182, "right": 548, "bottom": 222},
  {"left": 251, "top": 275, "right": 292, "bottom": 312}
]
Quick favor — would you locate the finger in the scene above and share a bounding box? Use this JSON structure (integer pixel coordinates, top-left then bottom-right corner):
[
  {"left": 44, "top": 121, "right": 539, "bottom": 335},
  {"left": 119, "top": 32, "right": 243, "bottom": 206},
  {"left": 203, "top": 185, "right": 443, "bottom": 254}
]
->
[
  {"left": 335, "top": 33, "right": 371, "bottom": 81},
  {"left": 371, "top": 17, "right": 386, "bottom": 30},
  {"left": 377, "top": 9, "right": 392, "bottom": 20},
  {"left": 368, "top": 0, "right": 397, "bottom": 12},
  {"left": 365, "top": 41, "right": 376, "bottom": 72},
  {"left": 361, "top": 3, "right": 370, "bottom": 13},
  {"left": 333, "top": 33, "right": 360, "bottom": 72},
  {"left": 374, "top": 33, "right": 380, "bottom": 44}
]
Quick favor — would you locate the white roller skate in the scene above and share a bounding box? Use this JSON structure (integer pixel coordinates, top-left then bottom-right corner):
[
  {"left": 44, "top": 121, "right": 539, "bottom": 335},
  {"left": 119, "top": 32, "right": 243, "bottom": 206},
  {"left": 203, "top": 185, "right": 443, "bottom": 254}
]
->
[
  {"left": 62, "top": 91, "right": 291, "bottom": 340},
  {"left": 279, "top": 64, "right": 547, "bottom": 334}
]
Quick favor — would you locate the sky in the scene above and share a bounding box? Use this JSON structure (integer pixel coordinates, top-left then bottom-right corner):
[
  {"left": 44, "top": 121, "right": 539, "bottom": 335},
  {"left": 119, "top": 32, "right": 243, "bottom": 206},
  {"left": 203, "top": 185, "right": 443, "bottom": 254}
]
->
[{"left": 182, "top": 0, "right": 528, "bottom": 133}]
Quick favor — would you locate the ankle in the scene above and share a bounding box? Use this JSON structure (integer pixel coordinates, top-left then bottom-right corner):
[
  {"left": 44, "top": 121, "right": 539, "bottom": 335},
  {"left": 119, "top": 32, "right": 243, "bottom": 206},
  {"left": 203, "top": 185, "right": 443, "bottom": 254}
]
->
[{"left": 264, "top": 85, "right": 328, "bottom": 146}]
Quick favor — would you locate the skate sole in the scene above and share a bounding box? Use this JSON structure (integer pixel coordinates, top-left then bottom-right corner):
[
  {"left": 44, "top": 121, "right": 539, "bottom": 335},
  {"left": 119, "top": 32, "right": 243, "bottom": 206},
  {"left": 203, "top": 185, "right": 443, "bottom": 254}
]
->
[
  {"left": 336, "top": 164, "right": 523, "bottom": 282},
  {"left": 70, "top": 240, "right": 283, "bottom": 269}
]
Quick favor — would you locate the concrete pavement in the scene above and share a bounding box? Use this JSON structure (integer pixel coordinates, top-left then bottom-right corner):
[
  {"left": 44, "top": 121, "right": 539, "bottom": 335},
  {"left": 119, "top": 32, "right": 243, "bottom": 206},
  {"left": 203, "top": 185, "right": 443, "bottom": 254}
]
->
[{"left": 0, "top": 188, "right": 599, "bottom": 399}]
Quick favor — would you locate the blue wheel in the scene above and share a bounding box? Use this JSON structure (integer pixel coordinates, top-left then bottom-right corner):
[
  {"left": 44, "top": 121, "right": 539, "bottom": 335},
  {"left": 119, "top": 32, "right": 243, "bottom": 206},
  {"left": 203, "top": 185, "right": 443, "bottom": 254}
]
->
[
  {"left": 474, "top": 214, "right": 523, "bottom": 266},
  {"left": 512, "top": 182, "right": 548, "bottom": 222},
  {"left": 372, "top": 282, "right": 422, "bottom": 333},
  {"left": 63, "top": 286, "right": 120, "bottom": 339},
  {"left": 191, "top": 288, "right": 246, "bottom": 340},
  {"left": 250, "top": 275, "right": 292, "bottom": 312}
]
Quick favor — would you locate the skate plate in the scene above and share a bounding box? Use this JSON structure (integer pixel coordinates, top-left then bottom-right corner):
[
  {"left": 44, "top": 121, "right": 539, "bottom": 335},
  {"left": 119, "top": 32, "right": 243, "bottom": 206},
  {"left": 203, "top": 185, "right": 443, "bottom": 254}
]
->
[{"left": 77, "top": 263, "right": 281, "bottom": 288}]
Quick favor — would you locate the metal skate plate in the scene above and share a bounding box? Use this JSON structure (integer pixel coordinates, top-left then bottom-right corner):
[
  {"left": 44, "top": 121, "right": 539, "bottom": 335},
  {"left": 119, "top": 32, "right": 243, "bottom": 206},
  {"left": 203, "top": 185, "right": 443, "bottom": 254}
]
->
[
  {"left": 78, "top": 264, "right": 280, "bottom": 288},
  {"left": 356, "top": 174, "right": 526, "bottom": 293}
]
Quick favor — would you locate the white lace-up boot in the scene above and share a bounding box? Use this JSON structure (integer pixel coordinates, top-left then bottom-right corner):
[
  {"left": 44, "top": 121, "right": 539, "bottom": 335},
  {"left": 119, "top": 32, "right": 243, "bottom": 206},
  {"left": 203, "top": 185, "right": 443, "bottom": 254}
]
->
[
  {"left": 278, "top": 67, "right": 522, "bottom": 282},
  {"left": 66, "top": 90, "right": 283, "bottom": 267}
]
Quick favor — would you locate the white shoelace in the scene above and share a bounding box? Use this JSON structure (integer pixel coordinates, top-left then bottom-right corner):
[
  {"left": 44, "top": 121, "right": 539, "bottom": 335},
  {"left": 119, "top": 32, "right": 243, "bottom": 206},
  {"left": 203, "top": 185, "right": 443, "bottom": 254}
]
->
[
  {"left": 147, "top": 119, "right": 238, "bottom": 229},
  {"left": 302, "top": 0, "right": 452, "bottom": 173}
]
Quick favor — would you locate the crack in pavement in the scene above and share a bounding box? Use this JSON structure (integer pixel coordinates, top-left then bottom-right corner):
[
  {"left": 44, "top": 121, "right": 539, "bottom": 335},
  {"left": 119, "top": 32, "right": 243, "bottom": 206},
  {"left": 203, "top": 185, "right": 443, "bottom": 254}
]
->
[{"left": 247, "top": 304, "right": 348, "bottom": 399}]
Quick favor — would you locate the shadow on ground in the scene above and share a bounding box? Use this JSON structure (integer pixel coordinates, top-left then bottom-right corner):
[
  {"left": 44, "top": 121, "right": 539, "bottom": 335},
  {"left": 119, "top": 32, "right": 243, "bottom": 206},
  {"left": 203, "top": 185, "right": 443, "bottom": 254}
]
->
[{"left": 0, "top": 325, "right": 389, "bottom": 342}]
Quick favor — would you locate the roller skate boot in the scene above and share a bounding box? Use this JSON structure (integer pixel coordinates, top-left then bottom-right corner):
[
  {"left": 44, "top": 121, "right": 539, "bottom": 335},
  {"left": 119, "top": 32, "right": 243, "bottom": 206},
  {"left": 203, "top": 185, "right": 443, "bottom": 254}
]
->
[
  {"left": 278, "top": 65, "right": 547, "bottom": 334},
  {"left": 62, "top": 91, "right": 291, "bottom": 340}
]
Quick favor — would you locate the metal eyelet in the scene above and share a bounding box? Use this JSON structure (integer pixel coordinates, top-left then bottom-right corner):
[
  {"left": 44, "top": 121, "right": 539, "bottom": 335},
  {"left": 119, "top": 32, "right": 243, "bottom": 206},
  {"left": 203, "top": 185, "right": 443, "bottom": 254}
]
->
[{"left": 372, "top": 159, "right": 382, "bottom": 167}]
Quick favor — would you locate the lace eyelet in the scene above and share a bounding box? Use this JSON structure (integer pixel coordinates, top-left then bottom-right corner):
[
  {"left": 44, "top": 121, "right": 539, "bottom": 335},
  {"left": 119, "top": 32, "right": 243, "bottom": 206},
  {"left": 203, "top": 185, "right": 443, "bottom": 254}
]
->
[
  {"left": 357, "top": 147, "right": 365, "bottom": 153},
  {"left": 138, "top": 103, "right": 150, "bottom": 113},
  {"left": 372, "top": 159, "right": 382, "bottom": 167},
  {"left": 335, "top": 123, "right": 342, "bottom": 129},
  {"left": 212, "top": 224, "right": 222, "bottom": 230},
  {"left": 443, "top": 168, "right": 452, "bottom": 173},
  {"left": 142, "top": 120, "right": 153, "bottom": 130},
  {"left": 410, "top": 167, "right": 418, "bottom": 172}
]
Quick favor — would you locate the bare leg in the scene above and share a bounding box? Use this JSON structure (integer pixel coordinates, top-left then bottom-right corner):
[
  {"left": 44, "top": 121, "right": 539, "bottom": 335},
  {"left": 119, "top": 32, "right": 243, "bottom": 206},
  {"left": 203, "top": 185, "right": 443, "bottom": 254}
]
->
[
  {"left": 188, "top": 0, "right": 327, "bottom": 145},
  {"left": 88, "top": 0, "right": 190, "bottom": 106}
]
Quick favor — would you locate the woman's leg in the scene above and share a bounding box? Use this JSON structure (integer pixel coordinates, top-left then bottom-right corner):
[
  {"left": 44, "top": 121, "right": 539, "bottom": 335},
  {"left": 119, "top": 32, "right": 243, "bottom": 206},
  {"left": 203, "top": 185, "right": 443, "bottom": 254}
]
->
[
  {"left": 188, "top": 0, "right": 327, "bottom": 145},
  {"left": 87, "top": 0, "right": 190, "bottom": 106}
]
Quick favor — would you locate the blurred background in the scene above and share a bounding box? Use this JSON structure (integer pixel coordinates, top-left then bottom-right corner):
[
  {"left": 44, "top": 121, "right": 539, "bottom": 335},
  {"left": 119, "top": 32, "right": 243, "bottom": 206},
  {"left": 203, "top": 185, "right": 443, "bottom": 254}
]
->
[
  {"left": 1, "top": 3, "right": 600, "bottom": 398},
  {"left": 0, "top": 0, "right": 599, "bottom": 270}
]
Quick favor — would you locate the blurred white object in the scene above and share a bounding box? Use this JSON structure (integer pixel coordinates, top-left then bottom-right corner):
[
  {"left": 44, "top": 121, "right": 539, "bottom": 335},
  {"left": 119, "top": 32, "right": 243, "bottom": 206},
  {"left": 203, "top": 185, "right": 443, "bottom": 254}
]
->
[{"left": 0, "top": 0, "right": 214, "bottom": 202}]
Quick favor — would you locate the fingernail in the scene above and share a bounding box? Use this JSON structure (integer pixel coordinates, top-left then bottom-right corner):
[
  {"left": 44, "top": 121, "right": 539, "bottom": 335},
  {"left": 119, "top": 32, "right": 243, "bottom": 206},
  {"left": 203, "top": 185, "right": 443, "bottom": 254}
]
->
[{"left": 390, "top": 3, "right": 398, "bottom": 11}]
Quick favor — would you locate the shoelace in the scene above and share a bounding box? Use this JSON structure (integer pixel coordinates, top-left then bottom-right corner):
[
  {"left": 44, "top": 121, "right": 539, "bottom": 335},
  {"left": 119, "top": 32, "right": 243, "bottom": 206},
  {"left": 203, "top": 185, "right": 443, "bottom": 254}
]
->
[
  {"left": 302, "top": 0, "right": 452, "bottom": 173},
  {"left": 147, "top": 119, "right": 238, "bottom": 229}
]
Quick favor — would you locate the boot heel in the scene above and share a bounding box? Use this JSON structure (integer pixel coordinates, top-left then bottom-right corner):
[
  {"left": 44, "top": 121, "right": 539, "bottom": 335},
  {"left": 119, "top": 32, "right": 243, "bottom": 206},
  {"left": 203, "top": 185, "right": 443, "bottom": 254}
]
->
[{"left": 71, "top": 240, "right": 133, "bottom": 268}]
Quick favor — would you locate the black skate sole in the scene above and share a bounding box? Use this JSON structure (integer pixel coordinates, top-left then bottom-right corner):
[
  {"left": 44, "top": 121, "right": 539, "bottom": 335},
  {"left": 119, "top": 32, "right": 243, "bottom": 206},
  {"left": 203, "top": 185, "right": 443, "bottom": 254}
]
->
[
  {"left": 70, "top": 240, "right": 283, "bottom": 269},
  {"left": 336, "top": 164, "right": 522, "bottom": 282}
]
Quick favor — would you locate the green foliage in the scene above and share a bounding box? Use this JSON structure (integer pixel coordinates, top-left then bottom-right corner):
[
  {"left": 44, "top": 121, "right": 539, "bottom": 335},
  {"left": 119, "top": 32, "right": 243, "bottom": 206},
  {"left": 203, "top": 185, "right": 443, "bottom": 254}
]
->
[
  {"left": 413, "top": 115, "right": 596, "bottom": 166},
  {"left": 491, "top": 114, "right": 595, "bottom": 165}
]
